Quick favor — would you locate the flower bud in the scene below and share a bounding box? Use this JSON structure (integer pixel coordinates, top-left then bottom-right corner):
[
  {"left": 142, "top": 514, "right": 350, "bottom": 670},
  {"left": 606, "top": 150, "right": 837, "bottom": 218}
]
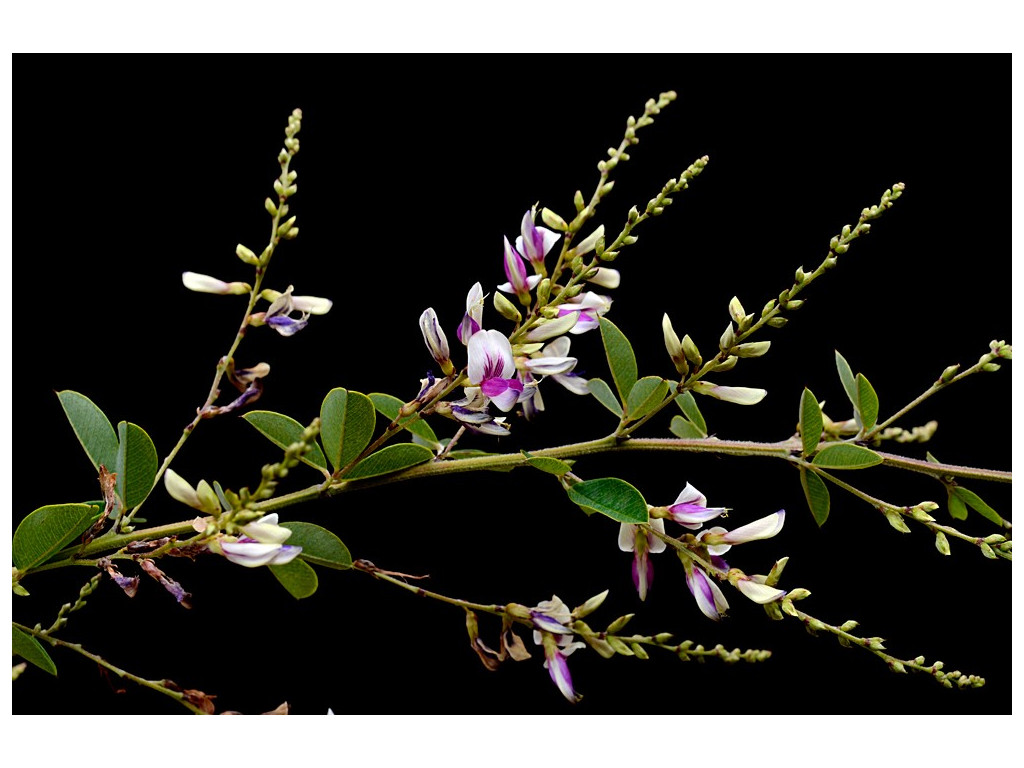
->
[
  {"left": 572, "top": 589, "right": 609, "bottom": 619},
  {"left": 884, "top": 510, "right": 911, "bottom": 533},
  {"left": 795, "top": 267, "right": 806, "bottom": 283},
  {"left": 574, "top": 225, "right": 605, "bottom": 256},
  {"left": 277, "top": 216, "right": 297, "bottom": 236},
  {"left": 540, "top": 207, "right": 568, "bottom": 231},
  {"left": 787, "top": 588, "right": 812, "bottom": 601},
  {"left": 573, "top": 189, "right": 585, "bottom": 212},
  {"left": 682, "top": 334, "right": 702, "bottom": 366},
  {"left": 493, "top": 291, "right": 522, "bottom": 323},
  {"left": 728, "top": 296, "right": 745, "bottom": 325},
  {"left": 265, "top": 197, "right": 278, "bottom": 216},
  {"left": 982, "top": 363, "right": 1001, "bottom": 372},
  {"left": 980, "top": 542, "right": 997, "bottom": 559},
  {"left": 662, "top": 314, "right": 687, "bottom": 374},
  {"left": 606, "top": 636, "right": 634, "bottom": 656},
  {"left": 934, "top": 531, "right": 951, "bottom": 556},
  {"left": 630, "top": 643, "right": 649, "bottom": 660},
  {"left": 182, "top": 272, "right": 251, "bottom": 295},
  {"left": 767, "top": 317, "right": 788, "bottom": 328},
  {"left": 719, "top": 322, "right": 736, "bottom": 352},
  {"left": 734, "top": 341, "right": 771, "bottom": 358},
  {"left": 605, "top": 613, "right": 634, "bottom": 633},
  {"left": 939, "top": 364, "right": 960, "bottom": 384},
  {"left": 653, "top": 632, "right": 674, "bottom": 644},
  {"left": 713, "top": 356, "right": 738, "bottom": 372},
  {"left": 236, "top": 243, "right": 259, "bottom": 265},
  {"left": 839, "top": 619, "right": 859, "bottom": 632}
]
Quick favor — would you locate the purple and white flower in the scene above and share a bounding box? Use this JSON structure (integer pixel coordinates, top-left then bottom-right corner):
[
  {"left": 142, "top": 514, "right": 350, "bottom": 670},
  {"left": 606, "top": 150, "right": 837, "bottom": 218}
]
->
[
  {"left": 498, "top": 236, "right": 542, "bottom": 302},
  {"left": 456, "top": 282, "right": 484, "bottom": 345},
  {"left": 467, "top": 329, "right": 524, "bottom": 412},
  {"left": 214, "top": 513, "right": 302, "bottom": 568},
  {"left": 557, "top": 292, "right": 612, "bottom": 334},
  {"left": 255, "top": 285, "right": 330, "bottom": 337},
  {"left": 697, "top": 510, "right": 786, "bottom": 556},
  {"left": 182, "top": 271, "right": 251, "bottom": 295},
  {"left": 684, "top": 560, "right": 731, "bottom": 621},
  {"left": 531, "top": 595, "right": 585, "bottom": 704},
  {"left": 419, "top": 308, "right": 455, "bottom": 376},
  {"left": 665, "top": 482, "right": 728, "bottom": 529},
  {"left": 618, "top": 518, "right": 667, "bottom": 601},
  {"left": 515, "top": 208, "right": 561, "bottom": 272}
]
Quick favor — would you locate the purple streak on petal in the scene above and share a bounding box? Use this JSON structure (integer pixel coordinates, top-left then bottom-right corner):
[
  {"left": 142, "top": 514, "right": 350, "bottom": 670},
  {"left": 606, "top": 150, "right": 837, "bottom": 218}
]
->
[
  {"left": 685, "top": 567, "right": 722, "bottom": 621},
  {"left": 547, "top": 650, "right": 579, "bottom": 703},
  {"left": 457, "top": 315, "right": 481, "bottom": 345},
  {"left": 503, "top": 236, "right": 528, "bottom": 293},
  {"left": 667, "top": 503, "right": 727, "bottom": 527},
  {"left": 267, "top": 315, "right": 309, "bottom": 336},
  {"left": 531, "top": 612, "right": 573, "bottom": 635},
  {"left": 710, "top": 555, "right": 730, "bottom": 572}
]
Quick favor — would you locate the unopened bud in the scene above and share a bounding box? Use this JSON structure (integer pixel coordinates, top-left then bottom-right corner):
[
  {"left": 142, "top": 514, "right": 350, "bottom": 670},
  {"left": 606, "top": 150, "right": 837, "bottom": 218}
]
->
[
  {"left": 982, "top": 363, "right": 1001, "bottom": 372},
  {"left": 265, "top": 197, "right": 278, "bottom": 216},
  {"left": 573, "top": 589, "right": 609, "bottom": 619},
  {"left": 939, "top": 364, "right": 960, "bottom": 384},
  {"left": 765, "top": 556, "right": 789, "bottom": 586},
  {"left": 795, "top": 267, "right": 806, "bottom": 283},
  {"left": 282, "top": 227, "right": 299, "bottom": 240},
  {"left": 719, "top": 323, "right": 736, "bottom": 352},
  {"left": 630, "top": 643, "right": 649, "bottom": 660},
  {"left": 627, "top": 205, "right": 639, "bottom": 223},
  {"left": 653, "top": 632, "right": 673, "bottom": 644},
  {"left": 767, "top": 317, "right": 788, "bottom": 328},
  {"left": 606, "top": 636, "right": 634, "bottom": 656},
  {"left": 934, "top": 531, "right": 951, "bottom": 556},
  {"left": 734, "top": 341, "right": 771, "bottom": 358},
  {"left": 787, "top": 588, "right": 812, "bottom": 601},
  {"left": 834, "top": 244, "right": 849, "bottom": 255},
  {"left": 713, "top": 356, "right": 738, "bottom": 372},
  {"left": 662, "top": 314, "right": 686, "bottom": 373},
  {"left": 606, "top": 613, "right": 634, "bottom": 633},
  {"left": 277, "top": 216, "right": 297, "bottom": 236},
  {"left": 980, "top": 542, "right": 997, "bottom": 559},
  {"left": 540, "top": 207, "right": 568, "bottom": 231},
  {"left": 839, "top": 620, "right": 859, "bottom": 632},
  {"left": 573, "top": 189, "right": 585, "bottom": 212},
  {"left": 780, "top": 599, "right": 798, "bottom": 618},
  {"left": 784, "top": 299, "right": 805, "bottom": 310},
  {"left": 682, "top": 334, "right": 702, "bottom": 366},
  {"left": 493, "top": 291, "right": 522, "bottom": 323},
  {"left": 728, "top": 296, "right": 745, "bottom": 325},
  {"left": 885, "top": 510, "right": 911, "bottom": 533},
  {"left": 235, "top": 243, "right": 259, "bottom": 265}
]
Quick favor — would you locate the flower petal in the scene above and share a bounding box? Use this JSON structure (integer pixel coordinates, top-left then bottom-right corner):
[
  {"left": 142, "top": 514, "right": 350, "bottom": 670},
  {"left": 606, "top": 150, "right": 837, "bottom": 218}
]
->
[
  {"left": 723, "top": 510, "right": 786, "bottom": 545},
  {"left": 736, "top": 579, "right": 786, "bottom": 604}
]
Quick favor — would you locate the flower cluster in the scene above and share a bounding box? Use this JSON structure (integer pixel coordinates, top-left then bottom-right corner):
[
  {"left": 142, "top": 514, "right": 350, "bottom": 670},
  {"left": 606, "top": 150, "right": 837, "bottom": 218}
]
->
[
  {"left": 618, "top": 482, "right": 785, "bottom": 619},
  {"left": 419, "top": 209, "right": 615, "bottom": 436}
]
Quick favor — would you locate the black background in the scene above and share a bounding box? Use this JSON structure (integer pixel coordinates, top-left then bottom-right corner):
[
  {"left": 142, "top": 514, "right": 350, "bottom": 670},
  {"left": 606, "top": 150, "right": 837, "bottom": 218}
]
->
[{"left": 13, "top": 55, "right": 1011, "bottom": 715}]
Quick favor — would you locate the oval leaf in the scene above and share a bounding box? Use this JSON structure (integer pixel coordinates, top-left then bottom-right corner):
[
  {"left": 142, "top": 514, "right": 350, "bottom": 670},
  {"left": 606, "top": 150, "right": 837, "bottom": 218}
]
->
[
  {"left": 834, "top": 350, "right": 860, "bottom": 425},
  {"left": 269, "top": 558, "right": 319, "bottom": 599},
  {"left": 12, "top": 626, "right": 57, "bottom": 676},
  {"left": 58, "top": 390, "right": 119, "bottom": 472},
  {"left": 321, "top": 388, "right": 377, "bottom": 474},
  {"left": 947, "top": 492, "right": 969, "bottom": 521},
  {"left": 952, "top": 486, "right": 1005, "bottom": 526},
  {"left": 115, "top": 422, "right": 159, "bottom": 510},
  {"left": 13, "top": 503, "right": 98, "bottom": 570},
  {"left": 812, "top": 443, "right": 883, "bottom": 470},
  {"left": 856, "top": 373, "right": 879, "bottom": 432},
  {"left": 281, "top": 521, "right": 352, "bottom": 570},
  {"left": 521, "top": 451, "right": 573, "bottom": 477},
  {"left": 598, "top": 317, "right": 638, "bottom": 404},
  {"left": 674, "top": 392, "right": 707, "bottom": 435},
  {"left": 800, "top": 467, "right": 831, "bottom": 527},
  {"left": 345, "top": 443, "right": 433, "bottom": 481},
  {"left": 369, "top": 393, "right": 440, "bottom": 447},
  {"left": 626, "top": 377, "right": 669, "bottom": 421},
  {"left": 669, "top": 415, "right": 705, "bottom": 440},
  {"left": 566, "top": 478, "right": 648, "bottom": 524},
  {"left": 587, "top": 377, "right": 622, "bottom": 417},
  {"left": 243, "top": 410, "right": 328, "bottom": 471},
  {"left": 800, "top": 388, "right": 823, "bottom": 456}
]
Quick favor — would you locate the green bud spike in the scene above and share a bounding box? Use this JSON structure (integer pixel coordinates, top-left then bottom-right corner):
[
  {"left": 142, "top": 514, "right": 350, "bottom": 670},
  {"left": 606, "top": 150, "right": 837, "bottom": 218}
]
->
[
  {"left": 606, "top": 636, "right": 634, "bottom": 656},
  {"left": 277, "top": 216, "right": 297, "bottom": 236},
  {"left": 787, "top": 588, "right": 812, "bottom": 601},
  {"left": 273, "top": 179, "right": 284, "bottom": 196},
  {"left": 940, "top": 364, "right": 960, "bottom": 384},
  {"left": 606, "top": 613, "right": 634, "bottom": 633},
  {"left": 264, "top": 197, "right": 278, "bottom": 217},
  {"left": 653, "top": 633, "right": 674, "bottom": 644},
  {"left": 795, "top": 267, "right": 806, "bottom": 283},
  {"left": 627, "top": 205, "right": 639, "bottom": 223},
  {"left": 572, "top": 589, "right": 609, "bottom": 619}
]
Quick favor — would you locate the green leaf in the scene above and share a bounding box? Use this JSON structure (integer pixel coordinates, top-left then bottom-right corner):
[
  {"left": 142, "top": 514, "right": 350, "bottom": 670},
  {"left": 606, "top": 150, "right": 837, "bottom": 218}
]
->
[
  {"left": 12, "top": 626, "right": 57, "bottom": 676},
  {"left": 669, "top": 415, "right": 705, "bottom": 440},
  {"left": 369, "top": 393, "right": 441, "bottom": 447},
  {"left": 598, "top": 317, "right": 638, "bottom": 404},
  {"left": 243, "top": 410, "right": 329, "bottom": 471},
  {"left": 856, "top": 373, "right": 879, "bottom": 432},
  {"left": 800, "top": 388, "right": 823, "bottom": 456},
  {"left": 13, "top": 503, "right": 98, "bottom": 570},
  {"left": 947, "top": 492, "right": 969, "bottom": 521},
  {"left": 115, "top": 422, "right": 159, "bottom": 510},
  {"left": 587, "top": 378, "right": 622, "bottom": 417},
  {"left": 834, "top": 351, "right": 860, "bottom": 425},
  {"left": 952, "top": 487, "right": 1005, "bottom": 526},
  {"left": 674, "top": 392, "right": 707, "bottom": 436},
  {"left": 269, "top": 558, "right": 319, "bottom": 599},
  {"left": 321, "top": 388, "right": 377, "bottom": 474},
  {"left": 566, "top": 478, "right": 648, "bottom": 524},
  {"left": 812, "top": 443, "right": 883, "bottom": 470},
  {"left": 521, "top": 451, "right": 573, "bottom": 477},
  {"left": 57, "top": 390, "right": 119, "bottom": 473},
  {"left": 281, "top": 522, "right": 352, "bottom": 570},
  {"left": 800, "top": 467, "right": 831, "bottom": 527},
  {"left": 626, "top": 377, "right": 670, "bottom": 421},
  {"left": 345, "top": 443, "right": 433, "bottom": 481}
]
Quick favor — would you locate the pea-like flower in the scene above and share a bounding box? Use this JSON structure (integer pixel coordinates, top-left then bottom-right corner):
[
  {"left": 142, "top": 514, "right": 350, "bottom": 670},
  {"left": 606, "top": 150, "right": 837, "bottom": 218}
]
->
[
  {"left": 683, "top": 559, "right": 731, "bottom": 621},
  {"left": 664, "top": 482, "right": 728, "bottom": 529},
  {"left": 515, "top": 208, "right": 561, "bottom": 272},
  {"left": 691, "top": 380, "right": 767, "bottom": 405},
  {"left": 467, "top": 329, "right": 524, "bottom": 412},
  {"left": 557, "top": 292, "right": 612, "bottom": 334},
  {"left": 698, "top": 510, "right": 786, "bottom": 556},
  {"left": 531, "top": 595, "right": 585, "bottom": 703},
  {"left": 252, "top": 285, "right": 332, "bottom": 337},
  {"left": 498, "top": 236, "right": 542, "bottom": 302},
  {"left": 456, "top": 282, "right": 485, "bottom": 345},
  {"left": 212, "top": 513, "right": 302, "bottom": 568},
  {"left": 618, "top": 518, "right": 667, "bottom": 601},
  {"left": 419, "top": 308, "right": 455, "bottom": 376},
  {"left": 164, "top": 469, "right": 221, "bottom": 515},
  {"left": 182, "top": 271, "right": 251, "bottom": 295}
]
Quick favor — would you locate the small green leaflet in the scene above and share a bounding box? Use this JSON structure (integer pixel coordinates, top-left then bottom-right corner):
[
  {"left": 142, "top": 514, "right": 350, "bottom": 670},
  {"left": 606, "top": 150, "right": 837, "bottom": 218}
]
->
[
  {"left": 800, "top": 467, "right": 831, "bottom": 527},
  {"left": 835, "top": 350, "right": 860, "bottom": 426},
  {"left": 369, "top": 393, "right": 441, "bottom": 448},
  {"left": 856, "top": 373, "right": 879, "bottom": 432},
  {"left": 12, "top": 626, "right": 57, "bottom": 676},
  {"left": 243, "top": 411, "right": 329, "bottom": 471},
  {"left": 669, "top": 415, "right": 704, "bottom": 440},
  {"left": 13, "top": 503, "right": 99, "bottom": 570},
  {"left": 626, "top": 377, "right": 669, "bottom": 421},
  {"left": 281, "top": 522, "right": 352, "bottom": 570},
  {"left": 521, "top": 451, "right": 573, "bottom": 477},
  {"left": 345, "top": 443, "right": 433, "bottom": 481},
  {"left": 951, "top": 486, "right": 1005, "bottom": 526},
  {"left": 799, "top": 388, "right": 823, "bottom": 456},
  {"left": 320, "top": 388, "right": 377, "bottom": 475},
  {"left": 674, "top": 392, "right": 707, "bottom": 436},
  {"left": 269, "top": 559, "right": 319, "bottom": 599},
  {"left": 812, "top": 443, "right": 883, "bottom": 470},
  {"left": 587, "top": 378, "right": 622, "bottom": 417},
  {"left": 598, "top": 317, "right": 638, "bottom": 404},
  {"left": 566, "top": 478, "right": 648, "bottom": 524},
  {"left": 115, "top": 422, "right": 159, "bottom": 510},
  {"left": 57, "top": 390, "right": 119, "bottom": 473},
  {"left": 947, "top": 492, "right": 969, "bottom": 521}
]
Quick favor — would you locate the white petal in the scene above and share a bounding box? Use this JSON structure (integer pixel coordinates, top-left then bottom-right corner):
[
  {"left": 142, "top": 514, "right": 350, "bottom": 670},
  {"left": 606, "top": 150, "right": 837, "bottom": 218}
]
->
[
  {"left": 220, "top": 541, "right": 289, "bottom": 568},
  {"left": 525, "top": 312, "right": 579, "bottom": 341},
  {"left": 673, "top": 482, "right": 707, "bottom": 507},
  {"left": 588, "top": 267, "right": 620, "bottom": 289},
  {"left": 647, "top": 518, "right": 667, "bottom": 553},
  {"left": 164, "top": 469, "right": 201, "bottom": 509},
  {"left": 292, "top": 295, "right": 333, "bottom": 315},
  {"left": 552, "top": 373, "right": 591, "bottom": 396},
  {"left": 692, "top": 381, "right": 767, "bottom": 405},
  {"left": 618, "top": 523, "right": 636, "bottom": 552},
  {"left": 542, "top": 336, "right": 571, "bottom": 358},
  {"left": 182, "top": 272, "right": 231, "bottom": 294},
  {"left": 467, "top": 329, "right": 515, "bottom": 384},
  {"left": 736, "top": 579, "right": 786, "bottom": 604},
  {"left": 524, "top": 355, "right": 576, "bottom": 376},
  {"left": 723, "top": 510, "right": 786, "bottom": 544},
  {"left": 574, "top": 225, "right": 605, "bottom": 256}
]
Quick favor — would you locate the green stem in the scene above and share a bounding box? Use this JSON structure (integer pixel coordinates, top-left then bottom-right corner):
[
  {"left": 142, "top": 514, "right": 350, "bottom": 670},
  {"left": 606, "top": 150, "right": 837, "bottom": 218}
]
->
[
  {"left": 353, "top": 561, "right": 504, "bottom": 616},
  {"left": 13, "top": 622, "right": 210, "bottom": 714}
]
